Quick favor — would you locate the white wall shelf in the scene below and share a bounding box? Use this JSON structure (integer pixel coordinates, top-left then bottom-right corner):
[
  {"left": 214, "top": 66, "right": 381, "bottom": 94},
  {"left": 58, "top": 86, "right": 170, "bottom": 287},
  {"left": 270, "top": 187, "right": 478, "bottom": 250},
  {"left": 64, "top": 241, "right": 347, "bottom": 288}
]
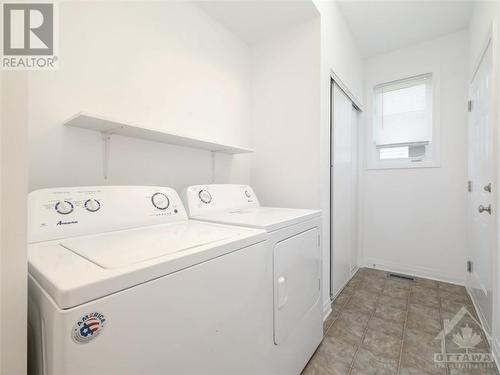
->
[
  {"left": 65, "top": 112, "right": 254, "bottom": 154},
  {"left": 64, "top": 112, "right": 254, "bottom": 179}
]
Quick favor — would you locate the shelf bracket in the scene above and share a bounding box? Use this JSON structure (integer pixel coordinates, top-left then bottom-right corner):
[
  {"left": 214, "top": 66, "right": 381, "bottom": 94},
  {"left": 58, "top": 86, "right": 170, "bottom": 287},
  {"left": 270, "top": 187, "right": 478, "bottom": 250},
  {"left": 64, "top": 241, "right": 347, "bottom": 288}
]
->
[
  {"left": 211, "top": 151, "right": 216, "bottom": 183},
  {"left": 101, "top": 131, "right": 112, "bottom": 180}
]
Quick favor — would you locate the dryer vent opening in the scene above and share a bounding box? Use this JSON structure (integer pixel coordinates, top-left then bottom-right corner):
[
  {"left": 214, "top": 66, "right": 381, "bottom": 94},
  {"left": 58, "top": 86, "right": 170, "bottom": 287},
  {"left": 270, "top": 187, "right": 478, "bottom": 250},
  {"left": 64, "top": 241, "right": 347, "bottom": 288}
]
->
[{"left": 386, "top": 273, "right": 415, "bottom": 282}]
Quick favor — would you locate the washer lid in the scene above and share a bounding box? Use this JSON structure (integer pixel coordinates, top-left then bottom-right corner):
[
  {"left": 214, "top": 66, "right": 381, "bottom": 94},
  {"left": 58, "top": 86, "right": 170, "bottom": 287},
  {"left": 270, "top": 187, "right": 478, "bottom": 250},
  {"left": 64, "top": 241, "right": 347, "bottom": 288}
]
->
[
  {"left": 60, "top": 221, "right": 236, "bottom": 269},
  {"left": 193, "top": 207, "right": 321, "bottom": 232},
  {"left": 28, "top": 220, "right": 266, "bottom": 309}
]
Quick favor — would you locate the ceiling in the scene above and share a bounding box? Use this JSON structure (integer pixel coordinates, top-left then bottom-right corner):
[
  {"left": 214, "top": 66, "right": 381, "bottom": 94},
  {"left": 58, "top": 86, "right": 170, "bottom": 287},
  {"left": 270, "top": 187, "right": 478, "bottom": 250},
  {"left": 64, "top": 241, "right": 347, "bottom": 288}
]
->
[
  {"left": 336, "top": 1, "right": 474, "bottom": 58},
  {"left": 194, "top": 1, "right": 319, "bottom": 45}
]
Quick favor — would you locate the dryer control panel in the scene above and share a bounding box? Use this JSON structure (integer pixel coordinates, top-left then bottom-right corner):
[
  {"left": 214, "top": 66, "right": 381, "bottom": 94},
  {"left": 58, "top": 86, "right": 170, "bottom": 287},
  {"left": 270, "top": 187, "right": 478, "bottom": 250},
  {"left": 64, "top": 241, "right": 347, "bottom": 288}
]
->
[
  {"left": 28, "top": 186, "right": 188, "bottom": 243},
  {"left": 183, "top": 184, "right": 260, "bottom": 217}
]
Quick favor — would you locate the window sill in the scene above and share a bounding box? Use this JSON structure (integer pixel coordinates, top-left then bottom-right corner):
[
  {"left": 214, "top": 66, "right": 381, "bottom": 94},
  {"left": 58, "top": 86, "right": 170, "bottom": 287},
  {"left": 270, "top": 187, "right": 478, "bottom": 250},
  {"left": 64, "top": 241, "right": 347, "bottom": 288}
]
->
[{"left": 366, "top": 160, "right": 440, "bottom": 170}]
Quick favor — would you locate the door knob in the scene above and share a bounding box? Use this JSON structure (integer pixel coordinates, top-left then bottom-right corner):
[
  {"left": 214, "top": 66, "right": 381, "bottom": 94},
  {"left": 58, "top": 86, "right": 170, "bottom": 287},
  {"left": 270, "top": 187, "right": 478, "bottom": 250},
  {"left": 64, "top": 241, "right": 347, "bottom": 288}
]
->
[
  {"left": 484, "top": 183, "right": 492, "bottom": 192},
  {"left": 478, "top": 204, "right": 492, "bottom": 215}
]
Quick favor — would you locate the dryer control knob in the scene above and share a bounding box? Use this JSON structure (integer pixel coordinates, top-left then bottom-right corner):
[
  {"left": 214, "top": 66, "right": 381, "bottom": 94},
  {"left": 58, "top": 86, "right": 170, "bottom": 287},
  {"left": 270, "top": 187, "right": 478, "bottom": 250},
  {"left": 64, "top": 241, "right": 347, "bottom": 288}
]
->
[
  {"left": 199, "top": 190, "right": 212, "bottom": 204},
  {"left": 244, "top": 190, "right": 252, "bottom": 198},
  {"left": 151, "top": 192, "right": 170, "bottom": 210},
  {"left": 85, "top": 199, "right": 101, "bottom": 212},
  {"left": 55, "top": 200, "right": 74, "bottom": 215}
]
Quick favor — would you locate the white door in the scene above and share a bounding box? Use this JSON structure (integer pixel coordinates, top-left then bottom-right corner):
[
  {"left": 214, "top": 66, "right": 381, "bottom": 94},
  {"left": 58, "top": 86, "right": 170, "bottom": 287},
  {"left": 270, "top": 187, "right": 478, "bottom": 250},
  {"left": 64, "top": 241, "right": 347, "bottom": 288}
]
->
[
  {"left": 468, "top": 40, "right": 494, "bottom": 332},
  {"left": 331, "top": 83, "right": 353, "bottom": 297}
]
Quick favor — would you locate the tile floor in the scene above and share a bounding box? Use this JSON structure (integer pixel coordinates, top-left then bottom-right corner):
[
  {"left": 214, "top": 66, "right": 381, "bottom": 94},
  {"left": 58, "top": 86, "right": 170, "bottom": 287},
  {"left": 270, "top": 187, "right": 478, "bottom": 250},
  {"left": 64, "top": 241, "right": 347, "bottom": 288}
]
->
[{"left": 303, "top": 268, "right": 499, "bottom": 375}]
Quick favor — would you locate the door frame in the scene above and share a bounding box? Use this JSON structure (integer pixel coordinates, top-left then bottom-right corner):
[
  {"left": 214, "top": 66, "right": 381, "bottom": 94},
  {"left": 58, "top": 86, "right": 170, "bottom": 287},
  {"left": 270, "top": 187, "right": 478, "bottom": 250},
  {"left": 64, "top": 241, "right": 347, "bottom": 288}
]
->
[
  {"left": 467, "top": 24, "right": 498, "bottom": 344},
  {"left": 0, "top": 71, "right": 29, "bottom": 375},
  {"left": 329, "top": 71, "right": 362, "bottom": 300}
]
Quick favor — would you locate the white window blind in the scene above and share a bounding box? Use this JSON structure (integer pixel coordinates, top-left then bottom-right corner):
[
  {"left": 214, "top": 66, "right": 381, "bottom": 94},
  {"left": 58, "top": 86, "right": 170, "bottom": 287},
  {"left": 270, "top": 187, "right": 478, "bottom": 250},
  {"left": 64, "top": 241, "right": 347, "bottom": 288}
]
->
[{"left": 373, "top": 73, "right": 433, "bottom": 148}]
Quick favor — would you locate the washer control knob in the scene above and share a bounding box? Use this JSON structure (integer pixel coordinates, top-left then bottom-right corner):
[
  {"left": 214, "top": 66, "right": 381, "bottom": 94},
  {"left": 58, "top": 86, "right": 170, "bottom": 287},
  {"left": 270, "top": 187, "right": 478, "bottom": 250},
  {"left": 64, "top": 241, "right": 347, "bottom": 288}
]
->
[
  {"left": 85, "top": 199, "right": 101, "bottom": 212},
  {"left": 244, "top": 190, "right": 252, "bottom": 198},
  {"left": 199, "top": 190, "right": 212, "bottom": 204},
  {"left": 55, "top": 201, "right": 74, "bottom": 215},
  {"left": 151, "top": 192, "right": 170, "bottom": 210}
]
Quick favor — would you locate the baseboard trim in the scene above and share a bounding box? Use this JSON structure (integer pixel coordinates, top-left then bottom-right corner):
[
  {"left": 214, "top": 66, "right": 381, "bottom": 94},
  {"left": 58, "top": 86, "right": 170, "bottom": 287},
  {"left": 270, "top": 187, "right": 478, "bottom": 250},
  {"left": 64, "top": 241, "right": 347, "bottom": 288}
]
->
[
  {"left": 466, "top": 285, "right": 492, "bottom": 334},
  {"left": 323, "top": 268, "right": 360, "bottom": 321},
  {"left": 363, "top": 258, "right": 465, "bottom": 285},
  {"left": 466, "top": 285, "right": 500, "bottom": 371},
  {"left": 493, "top": 336, "right": 500, "bottom": 371},
  {"left": 323, "top": 299, "right": 332, "bottom": 321}
]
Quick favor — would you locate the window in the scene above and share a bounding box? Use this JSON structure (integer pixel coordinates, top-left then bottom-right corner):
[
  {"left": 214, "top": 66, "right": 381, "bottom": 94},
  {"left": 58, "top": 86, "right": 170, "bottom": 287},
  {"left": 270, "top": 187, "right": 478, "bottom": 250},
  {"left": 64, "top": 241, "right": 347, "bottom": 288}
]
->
[{"left": 369, "top": 73, "right": 438, "bottom": 169}]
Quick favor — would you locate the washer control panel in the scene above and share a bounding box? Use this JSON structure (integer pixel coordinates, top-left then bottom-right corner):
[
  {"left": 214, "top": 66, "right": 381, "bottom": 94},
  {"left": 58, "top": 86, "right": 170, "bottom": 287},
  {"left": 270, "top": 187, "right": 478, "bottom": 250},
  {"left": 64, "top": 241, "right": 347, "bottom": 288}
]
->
[
  {"left": 183, "top": 184, "right": 260, "bottom": 217},
  {"left": 84, "top": 198, "right": 101, "bottom": 212},
  {"left": 198, "top": 190, "right": 212, "bottom": 204},
  {"left": 29, "top": 186, "right": 187, "bottom": 243},
  {"left": 55, "top": 200, "right": 74, "bottom": 215},
  {"left": 151, "top": 192, "right": 170, "bottom": 210}
]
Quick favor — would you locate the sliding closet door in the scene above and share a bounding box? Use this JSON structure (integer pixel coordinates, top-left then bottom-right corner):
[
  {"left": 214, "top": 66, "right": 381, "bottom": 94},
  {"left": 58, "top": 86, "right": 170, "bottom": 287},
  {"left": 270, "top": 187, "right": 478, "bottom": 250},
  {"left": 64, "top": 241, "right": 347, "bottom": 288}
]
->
[
  {"left": 331, "top": 83, "right": 353, "bottom": 297},
  {"left": 350, "top": 106, "right": 359, "bottom": 272}
]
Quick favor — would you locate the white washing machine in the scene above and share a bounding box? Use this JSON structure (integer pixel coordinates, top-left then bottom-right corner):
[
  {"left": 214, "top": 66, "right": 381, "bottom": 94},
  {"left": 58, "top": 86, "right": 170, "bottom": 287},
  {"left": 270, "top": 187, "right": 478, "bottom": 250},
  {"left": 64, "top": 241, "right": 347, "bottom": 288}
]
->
[
  {"left": 183, "top": 184, "right": 323, "bottom": 375},
  {"left": 28, "top": 186, "right": 274, "bottom": 375}
]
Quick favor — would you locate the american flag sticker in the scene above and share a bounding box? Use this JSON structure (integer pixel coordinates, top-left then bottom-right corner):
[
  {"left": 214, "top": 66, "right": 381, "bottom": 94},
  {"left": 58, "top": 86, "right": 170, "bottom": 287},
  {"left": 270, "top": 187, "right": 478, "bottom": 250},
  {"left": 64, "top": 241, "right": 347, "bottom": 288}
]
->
[{"left": 72, "top": 312, "right": 106, "bottom": 344}]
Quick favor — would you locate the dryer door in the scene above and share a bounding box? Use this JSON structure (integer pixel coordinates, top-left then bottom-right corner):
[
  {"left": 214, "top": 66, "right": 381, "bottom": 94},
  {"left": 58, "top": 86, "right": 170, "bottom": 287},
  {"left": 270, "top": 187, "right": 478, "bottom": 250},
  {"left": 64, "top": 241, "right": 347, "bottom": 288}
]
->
[{"left": 274, "top": 228, "right": 321, "bottom": 345}]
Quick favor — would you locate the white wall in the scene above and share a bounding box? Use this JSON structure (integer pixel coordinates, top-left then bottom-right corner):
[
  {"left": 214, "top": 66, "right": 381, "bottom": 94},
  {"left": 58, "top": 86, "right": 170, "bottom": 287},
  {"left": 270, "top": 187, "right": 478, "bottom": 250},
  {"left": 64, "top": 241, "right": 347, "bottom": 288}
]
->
[
  {"left": 469, "top": 1, "right": 500, "bottom": 365},
  {"left": 360, "top": 31, "right": 469, "bottom": 284},
  {"left": 251, "top": 1, "right": 364, "bottom": 315},
  {"left": 313, "top": 0, "right": 364, "bottom": 313},
  {"left": 250, "top": 17, "right": 321, "bottom": 209},
  {"left": 1, "top": 71, "right": 28, "bottom": 375},
  {"left": 28, "top": 1, "right": 253, "bottom": 192},
  {"left": 312, "top": 1, "right": 364, "bottom": 103}
]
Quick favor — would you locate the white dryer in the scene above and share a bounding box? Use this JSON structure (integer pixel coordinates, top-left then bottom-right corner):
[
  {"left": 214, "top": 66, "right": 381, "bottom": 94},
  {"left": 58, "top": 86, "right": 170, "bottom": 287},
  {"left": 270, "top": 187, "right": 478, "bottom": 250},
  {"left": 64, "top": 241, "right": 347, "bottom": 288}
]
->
[
  {"left": 28, "top": 186, "right": 274, "bottom": 375},
  {"left": 183, "top": 184, "right": 323, "bottom": 375}
]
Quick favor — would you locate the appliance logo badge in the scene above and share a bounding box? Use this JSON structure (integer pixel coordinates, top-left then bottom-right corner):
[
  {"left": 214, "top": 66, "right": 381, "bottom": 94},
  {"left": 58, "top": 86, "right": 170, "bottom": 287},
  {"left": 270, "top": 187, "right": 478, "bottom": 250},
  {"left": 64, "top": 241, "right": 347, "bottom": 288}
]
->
[
  {"left": 56, "top": 220, "right": 78, "bottom": 226},
  {"left": 72, "top": 312, "right": 107, "bottom": 344}
]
